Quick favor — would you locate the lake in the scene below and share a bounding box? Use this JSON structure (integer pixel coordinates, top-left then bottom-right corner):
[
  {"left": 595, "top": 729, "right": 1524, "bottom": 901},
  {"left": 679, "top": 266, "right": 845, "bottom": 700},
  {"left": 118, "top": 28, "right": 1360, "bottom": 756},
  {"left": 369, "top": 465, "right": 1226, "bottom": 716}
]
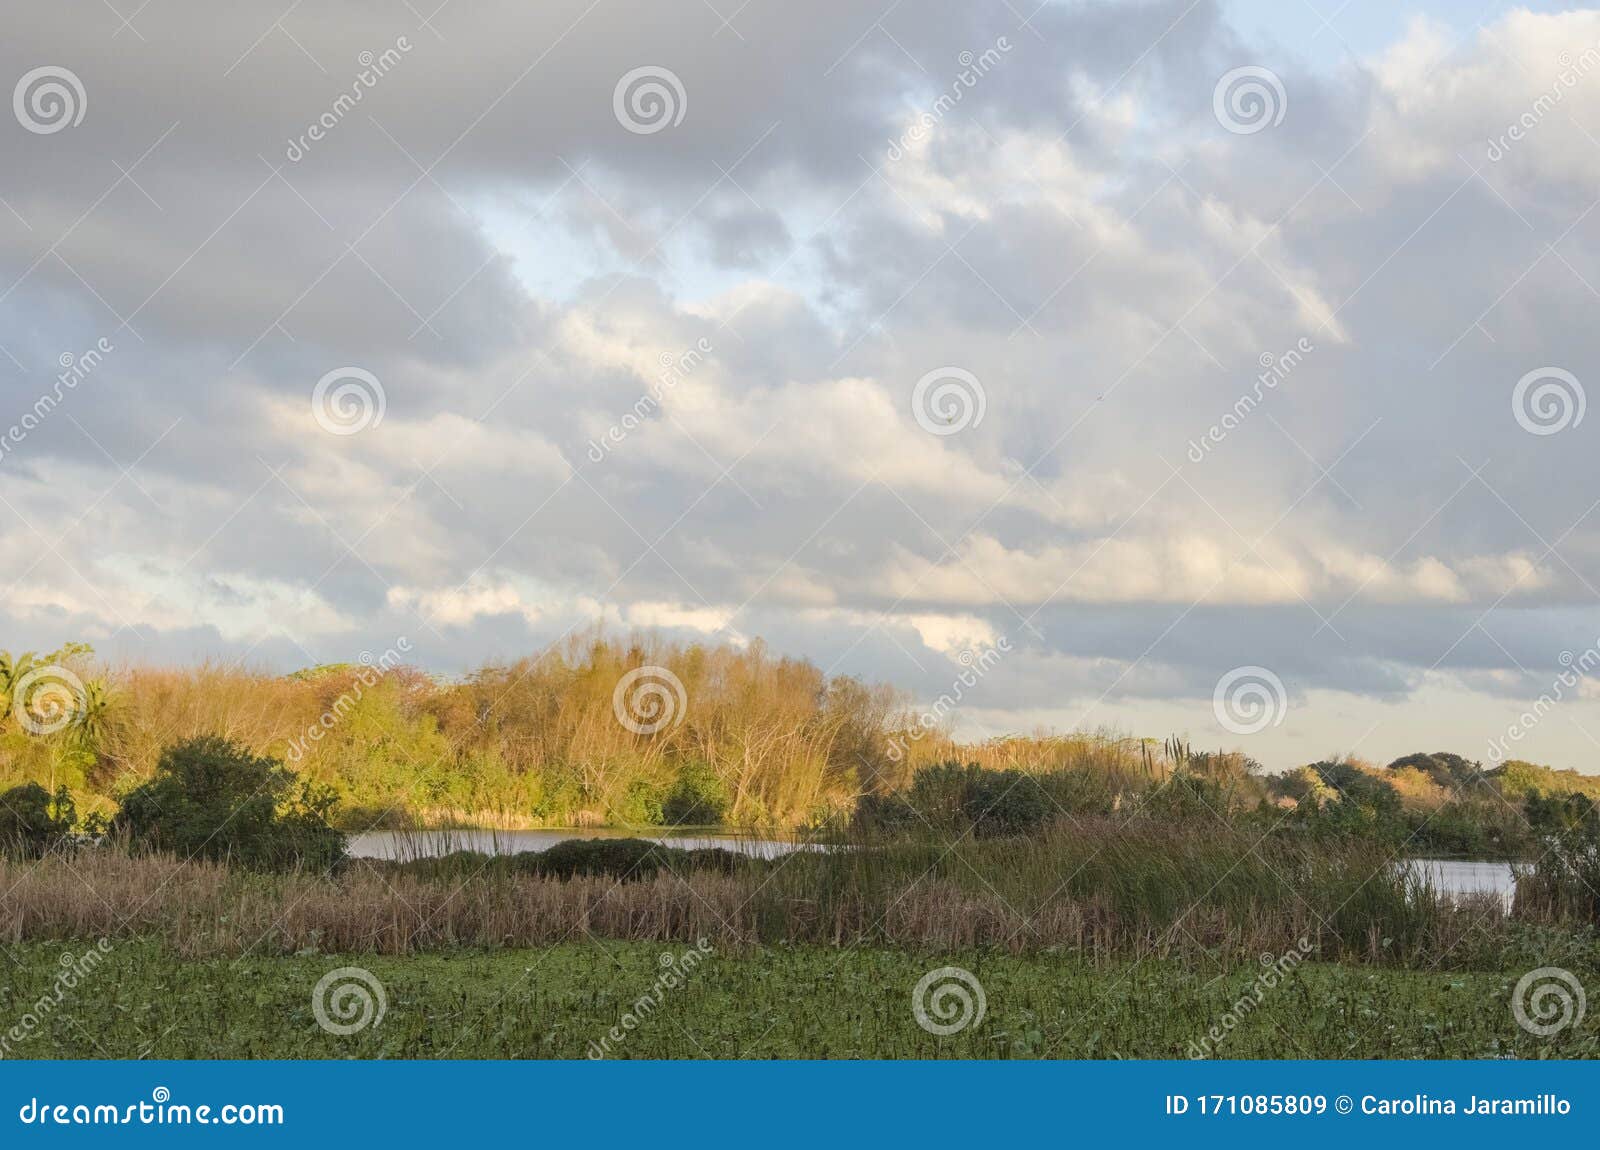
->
[
  {"left": 1404, "top": 858, "right": 1517, "bottom": 906},
  {"left": 347, "top": 827, "right": 812, "bottom": 861},
  {"left": 350, "top": 833, "right": 1522, "bottom": 904}
]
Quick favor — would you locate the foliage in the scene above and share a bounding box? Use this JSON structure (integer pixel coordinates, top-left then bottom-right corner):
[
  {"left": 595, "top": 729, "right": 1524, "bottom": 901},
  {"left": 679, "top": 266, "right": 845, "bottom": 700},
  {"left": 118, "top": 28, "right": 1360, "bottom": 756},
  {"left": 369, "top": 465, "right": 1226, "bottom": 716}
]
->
[
  {"left": 661, "top": 760, "right": 730, "bottom": 825},
  {"left": 1516, "top": 829, "right": 1600, "bottom": 924},
  {"left": 519, "top": 836, "right": 682, "bottom": 880},
  {"left": 112, "top": 736, "right": 346, "bottom": 872},
  {"left": 13, "top": 634, "right": 1600, "bottom": 856},
  {"left": 4, "top": 939, "right": 1596, "bottom": 1059},
  {"left": 0, "top": 782, "right": 76, "bottom": 858},
  {"left": 854, "top": 760, "right": 1055, "bottom": 837}
]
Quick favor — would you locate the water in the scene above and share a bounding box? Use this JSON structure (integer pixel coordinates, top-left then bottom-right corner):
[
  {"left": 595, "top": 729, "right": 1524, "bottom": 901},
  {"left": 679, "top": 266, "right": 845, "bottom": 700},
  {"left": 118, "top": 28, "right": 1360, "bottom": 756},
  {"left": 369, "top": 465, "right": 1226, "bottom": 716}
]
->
[
  {"left": 1403, "top": 858, "right": 1517, "bottom": 906},
  {"left": 348, "top": 835, "right": 1522, "bottom": 906},
  {"left": 346, "top": 827, "right": 812, "bottom": 861}
]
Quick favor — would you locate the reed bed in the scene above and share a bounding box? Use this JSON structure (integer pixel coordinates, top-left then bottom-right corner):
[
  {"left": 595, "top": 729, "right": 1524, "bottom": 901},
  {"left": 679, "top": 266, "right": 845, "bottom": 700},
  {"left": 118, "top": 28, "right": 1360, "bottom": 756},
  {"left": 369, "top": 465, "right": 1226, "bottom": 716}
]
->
[{"left": 0, "top": 820, "right": 1575, "bottom": 971}]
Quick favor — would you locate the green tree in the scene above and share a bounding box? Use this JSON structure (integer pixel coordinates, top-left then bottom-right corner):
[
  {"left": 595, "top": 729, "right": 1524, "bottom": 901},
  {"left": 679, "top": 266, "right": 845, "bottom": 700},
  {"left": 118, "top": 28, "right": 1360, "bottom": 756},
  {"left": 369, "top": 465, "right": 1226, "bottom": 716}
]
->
[
  {"left": 113, "top": 736, "right": 346, "bottom": 872},
  {"left": 0, "top": 782, "right": 76, "bottom": 858}
]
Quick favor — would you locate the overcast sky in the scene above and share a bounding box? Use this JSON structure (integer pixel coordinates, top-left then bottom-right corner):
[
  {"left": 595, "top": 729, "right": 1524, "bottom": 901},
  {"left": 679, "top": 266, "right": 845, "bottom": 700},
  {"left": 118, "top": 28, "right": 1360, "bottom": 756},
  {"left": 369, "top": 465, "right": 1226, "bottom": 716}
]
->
[{"left": 3, "top": 0, "right": 1600, "bottom": 772}]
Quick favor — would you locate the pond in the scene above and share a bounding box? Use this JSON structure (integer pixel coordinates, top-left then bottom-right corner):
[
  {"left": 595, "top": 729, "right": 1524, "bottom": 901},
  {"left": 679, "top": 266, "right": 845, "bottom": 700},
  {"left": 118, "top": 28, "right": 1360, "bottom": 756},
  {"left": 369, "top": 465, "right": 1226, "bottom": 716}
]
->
[
  {"left": 1403, "top": 858, "right": 1517, "bottom": 906},
  {"left": 346, "top": 827, "right": 813, "bottom": 861}
]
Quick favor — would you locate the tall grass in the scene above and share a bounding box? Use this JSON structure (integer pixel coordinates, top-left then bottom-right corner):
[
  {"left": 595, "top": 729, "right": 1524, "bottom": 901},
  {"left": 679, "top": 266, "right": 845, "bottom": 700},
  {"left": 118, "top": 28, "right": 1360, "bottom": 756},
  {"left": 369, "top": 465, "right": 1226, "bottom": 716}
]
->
[{"left": 0, "top": 818, "right": 1547, "bottom": 969}]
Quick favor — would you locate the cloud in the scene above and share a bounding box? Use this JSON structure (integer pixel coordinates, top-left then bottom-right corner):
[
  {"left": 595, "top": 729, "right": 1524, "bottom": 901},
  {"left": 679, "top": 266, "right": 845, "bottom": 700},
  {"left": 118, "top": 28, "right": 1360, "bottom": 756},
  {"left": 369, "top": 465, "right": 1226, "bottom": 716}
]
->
[{"left": 4, "top": 2, "right": 1600, "bottom": 768}]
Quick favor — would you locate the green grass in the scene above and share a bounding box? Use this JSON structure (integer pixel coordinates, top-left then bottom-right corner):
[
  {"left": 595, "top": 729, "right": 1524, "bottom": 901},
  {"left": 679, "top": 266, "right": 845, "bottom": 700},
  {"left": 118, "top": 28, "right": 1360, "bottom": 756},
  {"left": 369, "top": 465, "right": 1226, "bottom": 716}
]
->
[{"left": 2, "top": 939, "right": 1594, "bottom": 1060}]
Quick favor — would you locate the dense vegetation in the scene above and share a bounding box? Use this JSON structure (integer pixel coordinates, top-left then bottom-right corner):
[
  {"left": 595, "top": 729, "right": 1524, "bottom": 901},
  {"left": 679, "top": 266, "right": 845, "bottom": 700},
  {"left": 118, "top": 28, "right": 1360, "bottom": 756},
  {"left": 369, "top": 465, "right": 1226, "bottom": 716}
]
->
[
  {"left": 3, "top": 641, "right": 1599, "bottom": 1062},
  {"left": 2, "top": 940, "right": 1592, "bottom": 1059},
  {"left": 3, "top": 638, "right": 1600, "bottom": 861}
]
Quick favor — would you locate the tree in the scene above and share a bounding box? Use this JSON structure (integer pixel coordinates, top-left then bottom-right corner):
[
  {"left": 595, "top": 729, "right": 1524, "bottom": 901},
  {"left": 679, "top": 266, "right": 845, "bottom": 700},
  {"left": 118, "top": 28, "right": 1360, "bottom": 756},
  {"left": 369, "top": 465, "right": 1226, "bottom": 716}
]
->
[
  {"left": 0, "top": 782, "right": 76, "bottom": 857},
  {"left": 113, "top": 736, "right": 346, "bottom": 872}
]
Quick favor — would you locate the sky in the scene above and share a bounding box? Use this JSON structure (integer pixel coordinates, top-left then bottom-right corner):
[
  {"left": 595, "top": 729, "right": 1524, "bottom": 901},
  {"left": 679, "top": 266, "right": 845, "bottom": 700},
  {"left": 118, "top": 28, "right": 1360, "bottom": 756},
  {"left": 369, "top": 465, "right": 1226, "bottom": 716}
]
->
[{"left": 3, "top": 0, "right": 1600, "bottom": 774}]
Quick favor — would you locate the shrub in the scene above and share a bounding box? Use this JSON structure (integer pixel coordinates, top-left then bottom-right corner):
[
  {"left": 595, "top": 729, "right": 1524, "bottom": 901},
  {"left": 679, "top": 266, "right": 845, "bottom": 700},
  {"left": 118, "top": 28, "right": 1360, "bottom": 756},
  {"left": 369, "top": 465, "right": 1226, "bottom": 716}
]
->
[
  {"left": 662, "top": 761, "right": 730, "bottom": 825},
  {"left": 684, "top": 846, "right": 748, "bottom": 874},
  {"left": 0, "top": 782, "right": 76, "bottom": 858},
  {"left": 856, "top": 761, "right": 1055, "bottom": 837},
  {"left": 528, "top": 837, "right": 679, "bottom": 880},
  {"left": 113, "top": 736, "right": 346, "bottom": 872},
  {"left": 1516, "top": 829, "right": 1600, "bottom": 923}
]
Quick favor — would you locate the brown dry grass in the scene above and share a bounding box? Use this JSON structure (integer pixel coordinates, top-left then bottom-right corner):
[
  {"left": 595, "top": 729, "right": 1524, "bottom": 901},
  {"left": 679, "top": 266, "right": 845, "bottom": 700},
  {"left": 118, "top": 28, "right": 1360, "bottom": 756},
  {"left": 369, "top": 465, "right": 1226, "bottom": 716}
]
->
[{"left": 0, "top": 830, "right": 1523, "bottom": 970}]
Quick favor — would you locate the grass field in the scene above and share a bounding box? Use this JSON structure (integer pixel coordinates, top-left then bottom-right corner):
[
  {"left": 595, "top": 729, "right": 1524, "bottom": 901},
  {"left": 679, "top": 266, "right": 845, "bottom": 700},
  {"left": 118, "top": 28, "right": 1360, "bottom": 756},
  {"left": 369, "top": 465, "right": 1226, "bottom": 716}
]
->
[{"left": 3, "top": 939, "right": 1594, "bottom": 1060}]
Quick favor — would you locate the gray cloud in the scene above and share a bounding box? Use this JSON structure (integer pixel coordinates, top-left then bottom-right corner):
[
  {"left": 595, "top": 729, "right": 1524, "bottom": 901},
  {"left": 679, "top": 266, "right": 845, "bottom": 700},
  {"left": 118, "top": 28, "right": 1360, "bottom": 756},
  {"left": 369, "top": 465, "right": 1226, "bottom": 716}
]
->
[{"left": 4, "top": 1, "right": 1600, "bottom": 770}]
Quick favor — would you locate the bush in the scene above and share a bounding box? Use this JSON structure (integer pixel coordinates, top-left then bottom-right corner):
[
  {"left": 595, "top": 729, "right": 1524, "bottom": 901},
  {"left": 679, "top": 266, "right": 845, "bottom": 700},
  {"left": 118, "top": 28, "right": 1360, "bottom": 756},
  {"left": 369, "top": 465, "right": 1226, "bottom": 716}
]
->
[
  {"left": 112, "top": 736, "right": 346, "bottom": 872},
  {"left": 528, "top": 837, "right": 680, "bottom": 880},
  {"left": 662, "top": 761, "right": 730, "bottom": 825},
  {"left": 684, "top": 846, "right": 748, "bottom": 874},
  {"left": 0, "top": 782, "right": 76, "bottom": 858},
  {"left": 855, "top": 761, "right": 1055, "bottom": 838},
  {"left": 377, "top": 839, "right": 751, "bottom": 882},
  {"left": 1516, "top": 829, "right": 1600, "bottom": 923}
]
